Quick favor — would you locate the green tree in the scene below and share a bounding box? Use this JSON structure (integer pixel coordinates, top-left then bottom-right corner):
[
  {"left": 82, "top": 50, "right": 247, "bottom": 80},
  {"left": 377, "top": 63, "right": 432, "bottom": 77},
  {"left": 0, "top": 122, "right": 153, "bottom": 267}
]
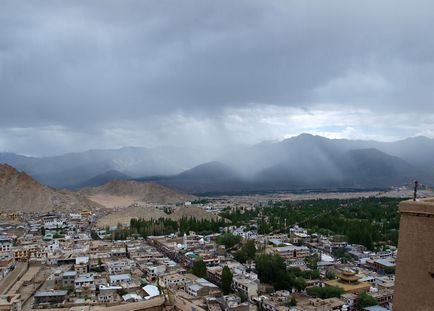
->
[
  {"left": 234, "top": 249, "right": 248, "bottom": 263},
  {"left": 234, "top": 240, "right": 256, "bottom": 264},
  {"left": 305, "top": 254, "right": 320, "bottom": 270},
  {"left": 243, "top": 240, "right": 257, "bottom": 259},
  {"left": 256, "top": 254, "right": 286, "bottom": 284},
  {"left": 306, "top": 286, "right": 344, "bottom": 299},
  {"left": 256, "top": 254, "right": 306, "bottom": 291},
  {"left": 221, "top": 266, "right": 233, "bottom": 295},
  {"left": 192, "top": 257, "right": 207, "bottom": 278},
  {"left": 90, "top": 230, "right": 99, "bottom": 240},
  {"left": 384, "top": 266, "right": 395, "bottom": 275},
  {"left": 257, "top": 217, "right": 271, "bottom": 234},
  {"left": 237, "top": 290, "right": 248, "bottom": 302},
  {"left": 325, "top": 269, "right": 336, "bottom": 279},
  {"left": 286, "top": 297, "right": 297, "bottom": 307},
  {"left": 358, "top": 293, "right": 378, "bottom": 308},
  {"left": 117, "top": 288, "right": 128, "bottom": 297},
  {"left": 217, "top": 233, "right": 242, "bottom": 249},
  {"left": 292, "top": 277, "right": 306, "bottom": 291}
]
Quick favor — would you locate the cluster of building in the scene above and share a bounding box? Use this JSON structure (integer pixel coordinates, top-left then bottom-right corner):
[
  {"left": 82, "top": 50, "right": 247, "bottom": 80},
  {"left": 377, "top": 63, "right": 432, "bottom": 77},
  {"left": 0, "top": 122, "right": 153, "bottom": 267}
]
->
[{"left": 0, "top": 201, "right": 401, "bottom": 311}]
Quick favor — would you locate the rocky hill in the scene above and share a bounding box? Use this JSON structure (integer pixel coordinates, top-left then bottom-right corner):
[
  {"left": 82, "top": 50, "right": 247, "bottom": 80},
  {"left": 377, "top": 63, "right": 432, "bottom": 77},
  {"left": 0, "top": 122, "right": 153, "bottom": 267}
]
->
[
  {"left": 0, "top": 164, "right": 102, "bottom": 212},
  {"left": 80, "top": 179, "right": 196, "bottom": 207}
]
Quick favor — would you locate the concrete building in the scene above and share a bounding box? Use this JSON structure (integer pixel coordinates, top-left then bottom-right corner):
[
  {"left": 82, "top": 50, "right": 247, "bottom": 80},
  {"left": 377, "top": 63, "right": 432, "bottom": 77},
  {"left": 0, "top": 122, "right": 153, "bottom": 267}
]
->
[
  {"left": 0, "top": 237, "right": 13, "bottom": 253},
  {"left": 365, "top": 258, "right": 395, "bottom": 274},
  {"left": 98, "top": 284, "right": 122, "bottom": 303},
  {"left": 232, "top": 276, "right": 258, "bottom": 299},
  {"left": 34, "top": 290, "right": 68, "bottom": 306},
  {"left": 295, "top": 297, "right": 344, "bottom": 311},
  {"left": 62, "top": 271, "right": 76, "bottom": 286},
  {"left": 109, "top": 273, "right": 131, "bottom": 285},
  {"left": 0, "top": 254, "right": 15, "bottom": 280},
  {"left": 74, "top": 256, "right": 89, "bottom": 274},
  {"left": 105, "top": 259, "right": 135, "bottom": 274},
  {"left": 272, "top": 245, "right": 310, "bottom": 260},
  {"left": 162, "top": 273, "right": 188, "bottom": 288},
  {"left": 394, "top": 199, "right": 434, "bottom": 311}
]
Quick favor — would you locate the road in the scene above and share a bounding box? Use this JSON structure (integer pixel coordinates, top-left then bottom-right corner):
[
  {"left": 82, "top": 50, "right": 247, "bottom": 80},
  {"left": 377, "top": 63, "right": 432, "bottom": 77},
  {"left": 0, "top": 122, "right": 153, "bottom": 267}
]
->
[{"left": 0, "top": 262, "right": 27, "bottom": 294}]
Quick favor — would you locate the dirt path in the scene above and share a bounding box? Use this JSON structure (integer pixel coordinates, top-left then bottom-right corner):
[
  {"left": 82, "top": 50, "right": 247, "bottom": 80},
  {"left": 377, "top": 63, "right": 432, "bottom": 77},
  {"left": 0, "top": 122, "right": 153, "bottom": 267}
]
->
[
  {"left": 0, "top": 262, "right": 27, "bottom": 294},
  {"left": 8, "top": 265, "right": 41, "bottom": 294}
]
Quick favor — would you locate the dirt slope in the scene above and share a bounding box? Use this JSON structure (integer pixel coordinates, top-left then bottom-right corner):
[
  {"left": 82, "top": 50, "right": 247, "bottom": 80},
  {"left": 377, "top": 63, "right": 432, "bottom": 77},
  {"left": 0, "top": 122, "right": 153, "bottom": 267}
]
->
[
  {"left": 81, "top": 179, "right": 196, "bottom": 207},
  {"left": 0, "top": 164, "right": 101, "bottom": 212}
]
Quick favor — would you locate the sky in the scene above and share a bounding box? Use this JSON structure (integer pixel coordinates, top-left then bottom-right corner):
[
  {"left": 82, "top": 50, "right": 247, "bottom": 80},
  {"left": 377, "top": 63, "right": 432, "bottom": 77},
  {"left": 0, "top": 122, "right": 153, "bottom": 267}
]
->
[{"left": 1, "top": 0, "right": 434, "bottom": 156}]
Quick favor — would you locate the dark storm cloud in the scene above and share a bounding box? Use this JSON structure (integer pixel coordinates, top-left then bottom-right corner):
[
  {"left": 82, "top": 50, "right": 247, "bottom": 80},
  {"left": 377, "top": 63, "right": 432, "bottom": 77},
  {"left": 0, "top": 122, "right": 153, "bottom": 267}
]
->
[{"left": 1, "top": 0, "right": 434, "bottom": 155}]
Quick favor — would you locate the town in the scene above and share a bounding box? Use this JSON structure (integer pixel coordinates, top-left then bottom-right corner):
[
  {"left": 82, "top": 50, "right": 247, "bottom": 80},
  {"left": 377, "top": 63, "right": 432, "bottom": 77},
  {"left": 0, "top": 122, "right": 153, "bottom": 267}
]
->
[
  {"left": 0, "top": 193, "right": 410, "bottom": 311},
  {"left": 2, "top": 1, "right": 434, "bottom": 310}
]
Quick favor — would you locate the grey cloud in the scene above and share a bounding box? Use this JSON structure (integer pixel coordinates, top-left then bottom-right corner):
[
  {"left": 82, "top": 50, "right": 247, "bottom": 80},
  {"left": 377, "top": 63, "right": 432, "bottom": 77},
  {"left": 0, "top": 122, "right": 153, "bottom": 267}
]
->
[{"left": 1, "top": 0, "right": 434, "bottom": 154}]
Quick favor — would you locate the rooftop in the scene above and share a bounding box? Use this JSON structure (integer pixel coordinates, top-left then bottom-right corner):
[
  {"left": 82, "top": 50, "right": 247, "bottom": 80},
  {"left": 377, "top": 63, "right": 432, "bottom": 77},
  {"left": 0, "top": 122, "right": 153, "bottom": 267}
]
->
[
  {"left": 400, "top": 198, "right": 434, "bottom": 215},
  {"left": 35, "top": 290, "right": 68, "bottom": 297},
  {"left": 188, "top": 284, "right": 203, "bottom": 292},
  {"left": 374, "top": 258, "right": 395, "bottom": 267},
  {"left": 363, "top": 306, "right": 389, "bottom": 311},
  {"left": 325, "top": 279, "right": 371, "bottom": 292},
  {"left": 75, "top": 256, "right": 89, "bottom": 264},
  {"left": 197, "top": 278, "right": 219, "bottom": 288},
  {"left": 186, "top": 252, "right": 199, "bottom": 259},
  {"left": 143, "top": 285, "right": 160, "bottom": 299},
  {"left": 109, "top": 273, "right": 131, "bottom": 281}
]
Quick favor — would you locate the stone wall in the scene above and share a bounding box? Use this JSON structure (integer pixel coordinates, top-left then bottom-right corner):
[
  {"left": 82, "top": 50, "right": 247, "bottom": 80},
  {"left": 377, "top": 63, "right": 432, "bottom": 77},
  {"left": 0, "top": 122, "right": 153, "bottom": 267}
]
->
[{"left": 393, "top": 199, "right": 434, "bottom": 311}]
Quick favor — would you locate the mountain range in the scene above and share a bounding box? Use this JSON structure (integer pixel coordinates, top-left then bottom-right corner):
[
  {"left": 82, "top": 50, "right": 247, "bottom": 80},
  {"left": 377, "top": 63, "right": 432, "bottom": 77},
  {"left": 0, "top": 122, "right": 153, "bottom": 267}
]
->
[
  {"left": 0, "top": 164, "right": 196, "bottom": 213},
  {"left": 0, "top": 146, "right": 217, "bottom": 189},
  {"left": 1, "top": 134, "right": 433, "bottom": 194}
]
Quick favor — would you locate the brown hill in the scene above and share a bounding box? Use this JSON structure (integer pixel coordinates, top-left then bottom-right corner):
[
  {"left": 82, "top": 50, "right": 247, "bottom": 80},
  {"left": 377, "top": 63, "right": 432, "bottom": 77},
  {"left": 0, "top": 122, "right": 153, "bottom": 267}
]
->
[
  {"left": 80, "top": 180, "right": 196, "bottom": 207},
  {"left": 0, "top": 164, "right": 102, "bottom": 213},
  {"left": 170, "top": 206, "right": 218, "bottom": 221},
  {"left": 96, "top": 204, "right": 167, "bottom": 227},
  {"left": 96, "top": 204, "right": 217, "bottom": 228}
]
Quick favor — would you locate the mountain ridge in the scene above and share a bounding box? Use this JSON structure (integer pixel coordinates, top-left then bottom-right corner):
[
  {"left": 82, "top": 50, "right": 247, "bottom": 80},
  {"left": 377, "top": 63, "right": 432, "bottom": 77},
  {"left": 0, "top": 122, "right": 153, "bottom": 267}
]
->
[{"left": 1, "top": 134, "right": 433, "bottom": 193}]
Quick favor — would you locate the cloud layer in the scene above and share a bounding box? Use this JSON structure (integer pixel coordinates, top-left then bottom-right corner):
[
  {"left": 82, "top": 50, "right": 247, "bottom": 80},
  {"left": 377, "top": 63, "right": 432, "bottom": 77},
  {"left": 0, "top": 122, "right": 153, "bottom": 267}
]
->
[{"left": 1, "top": 0, "right": 434, "bottom": 155}]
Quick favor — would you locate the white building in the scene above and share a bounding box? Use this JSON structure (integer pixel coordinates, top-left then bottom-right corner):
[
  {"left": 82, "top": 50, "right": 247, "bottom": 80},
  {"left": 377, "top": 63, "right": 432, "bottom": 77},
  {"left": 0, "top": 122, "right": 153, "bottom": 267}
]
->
[
  {"left": 0, "top": 237, "right": 13, "bottom": 253},
  {"left": 232, "top": 276, "right": 259, "bottom": 299}
]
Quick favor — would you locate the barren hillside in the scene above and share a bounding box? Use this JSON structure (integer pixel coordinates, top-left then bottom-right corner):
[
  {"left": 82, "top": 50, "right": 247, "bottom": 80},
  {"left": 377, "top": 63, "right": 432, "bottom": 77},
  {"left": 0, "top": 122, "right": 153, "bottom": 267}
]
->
[
  {"left": 96, "top": 204, "right": 217, "bottom": 227},
  {"left": 96, "top": 204, "right": 167, "bottom": 227},
  {"left": 170, "top": 206, "right": 218, "bottom": 221},
  {"left": 81, "top": 179, "right": 196, "bottom": 207},
  {"left": 0, "top": 164, "right": 102, "bottom": 212}
]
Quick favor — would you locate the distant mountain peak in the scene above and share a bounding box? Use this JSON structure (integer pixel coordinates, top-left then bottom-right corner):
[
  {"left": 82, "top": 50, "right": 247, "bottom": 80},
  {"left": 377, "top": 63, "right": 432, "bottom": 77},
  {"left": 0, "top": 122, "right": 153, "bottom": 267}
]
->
[
  {"left": 298, "top": 132, "right": 317, "bottom": 138},
  {"left": 177, "top": 161, "right": 240, "bottom": 180},
  {"left": 1, "top": 133, "right": 434, "bottom": 194},
  {"left": 74, "top": 170, "right": 131, "bottom": 188},
  {"left": 281, "top": 133, "right": 329, "bottom": 144}
]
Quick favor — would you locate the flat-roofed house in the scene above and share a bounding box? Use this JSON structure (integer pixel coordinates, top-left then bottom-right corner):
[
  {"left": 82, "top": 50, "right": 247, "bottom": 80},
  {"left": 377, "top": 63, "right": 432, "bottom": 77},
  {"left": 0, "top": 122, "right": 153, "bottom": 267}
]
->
[{"left": 34, "top": 290, "right": 67, "bottom": 306}]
